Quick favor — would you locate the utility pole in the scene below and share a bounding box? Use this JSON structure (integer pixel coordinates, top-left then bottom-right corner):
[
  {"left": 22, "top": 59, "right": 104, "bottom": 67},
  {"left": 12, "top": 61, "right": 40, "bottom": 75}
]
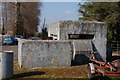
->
[{"left": 42, "top": 18, "right": 48, "bottom": 38}]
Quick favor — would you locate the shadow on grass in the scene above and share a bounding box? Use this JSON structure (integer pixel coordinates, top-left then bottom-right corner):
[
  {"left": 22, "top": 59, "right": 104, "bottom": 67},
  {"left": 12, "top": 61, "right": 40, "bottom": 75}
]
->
[
  {"left": 13, "top": 71, "right": 45, "bottom": 79},
  {"left": 71, "top": 54, "right": 89, "bottom": 66}
]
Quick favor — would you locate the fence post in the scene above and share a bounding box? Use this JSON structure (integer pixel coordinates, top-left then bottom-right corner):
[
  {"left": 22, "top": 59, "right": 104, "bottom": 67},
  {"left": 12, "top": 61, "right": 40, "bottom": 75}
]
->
[{"left": 0, "top": 51, "right": 13, "bottom": 79}]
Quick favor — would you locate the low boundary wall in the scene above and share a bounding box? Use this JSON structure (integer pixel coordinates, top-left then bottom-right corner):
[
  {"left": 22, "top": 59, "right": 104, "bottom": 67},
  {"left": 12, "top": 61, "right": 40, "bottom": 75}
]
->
[
  {"left": 18, "top": 39, "right": 106, "bottom": 68},
  {"left": 18, "top": 40, "right": 73, "bottom": 68}
]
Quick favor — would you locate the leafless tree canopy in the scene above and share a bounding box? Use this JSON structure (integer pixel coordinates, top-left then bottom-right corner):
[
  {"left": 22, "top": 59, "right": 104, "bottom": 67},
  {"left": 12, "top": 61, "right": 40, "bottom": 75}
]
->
[{"left": 2, "top": 2, "right": 41, "bottom": 37}]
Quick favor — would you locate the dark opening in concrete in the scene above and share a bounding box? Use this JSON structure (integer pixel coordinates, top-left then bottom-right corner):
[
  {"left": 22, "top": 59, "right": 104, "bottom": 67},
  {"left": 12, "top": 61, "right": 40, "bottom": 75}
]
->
[
  {"left": 68, "top": 34, "right": 94, "bottom": 40},
  {"left": 71, "top": 54, "right": 90, "bottom": 66}
]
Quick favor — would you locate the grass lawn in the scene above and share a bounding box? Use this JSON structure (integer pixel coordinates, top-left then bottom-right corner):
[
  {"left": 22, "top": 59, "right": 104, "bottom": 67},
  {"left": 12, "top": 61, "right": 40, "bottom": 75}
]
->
[
  {"left": 112, "top": 51, "right": 120, "bottom": 56},
  {"left": 7, "top": 61, "right": 119, "bottom": 80},
  {"left": 12, "top": 61, "right": 88, "bottom": 80}
]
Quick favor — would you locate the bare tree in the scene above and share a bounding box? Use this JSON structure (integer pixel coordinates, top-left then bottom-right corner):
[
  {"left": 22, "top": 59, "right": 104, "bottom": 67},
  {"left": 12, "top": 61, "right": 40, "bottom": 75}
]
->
[
  {"left": 2, "top": 2, "right": 16, "bottom": 35},
  {"left": 18, "top": 2, "right": 41, "bottom": 38},
  {"left": 1, "top": 2, "right": 41, "bottom": 37}
]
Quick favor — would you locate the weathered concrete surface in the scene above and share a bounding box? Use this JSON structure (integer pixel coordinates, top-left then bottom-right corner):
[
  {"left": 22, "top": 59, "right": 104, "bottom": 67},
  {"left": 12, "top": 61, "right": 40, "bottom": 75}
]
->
[
  {"left": 18, "top": 21, "right": 107, "bottom": 68},
  {"left": 48, "top": 20, "right": 107, "bottom": 61},
  {"left": 2, "top": 46, "right": 18, "bottom": 60},
  {"left": 48, "top": 21, "right": 106, "bottom": 40},
  {"left": 92, "top": 24, "right": 107, "bottom": 61},
  {"left": 18, "top": 39, "right": 93, "bottom": 68},
  {"left": 0, "top": 51, "right": 13, "bottom": 79},
  {"left": 72, "top": 40, "right": 92, "bottom": 65},
  {"left": 48, "top": 22, "right": 60, "bottom": 40},
  {"left": 18, "top": 40, "right": 73, "bottom": 68}
]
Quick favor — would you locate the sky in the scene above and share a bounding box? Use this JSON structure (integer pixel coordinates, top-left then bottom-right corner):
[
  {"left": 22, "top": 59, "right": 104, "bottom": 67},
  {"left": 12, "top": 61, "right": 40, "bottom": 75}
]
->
[{"left": 39, "top": 2, "right": 81, "bottom": 32}]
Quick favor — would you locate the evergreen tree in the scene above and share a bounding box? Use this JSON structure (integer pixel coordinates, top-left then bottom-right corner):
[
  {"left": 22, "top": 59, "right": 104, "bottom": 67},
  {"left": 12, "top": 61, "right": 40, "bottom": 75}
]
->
[{"left": 78, "top": 2, "right": 120, "bottom": 46}]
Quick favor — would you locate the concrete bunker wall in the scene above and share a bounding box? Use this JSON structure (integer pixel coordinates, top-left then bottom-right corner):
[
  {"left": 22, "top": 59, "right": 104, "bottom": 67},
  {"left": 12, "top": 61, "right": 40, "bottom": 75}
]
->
[
  {"left": 18, "top": 40, "right": 73, "bottom": 68},
  {"left": 59, "top": 21, "right": 106, "bottom": 40},
  {"left": 48, "top": 21, "right": 107, "bottom": 61},
  {"left": 48, "top": 22, "right": 60, "bottom": 40},
  {"left": 18, "top": 39, "right": 93, "bottom": 68},
  {"left": 72, "top": 40, "right": 92, "bottom": 65},
  {"left": 18, "top": 21, "right": 107, "bottom": 68}
]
